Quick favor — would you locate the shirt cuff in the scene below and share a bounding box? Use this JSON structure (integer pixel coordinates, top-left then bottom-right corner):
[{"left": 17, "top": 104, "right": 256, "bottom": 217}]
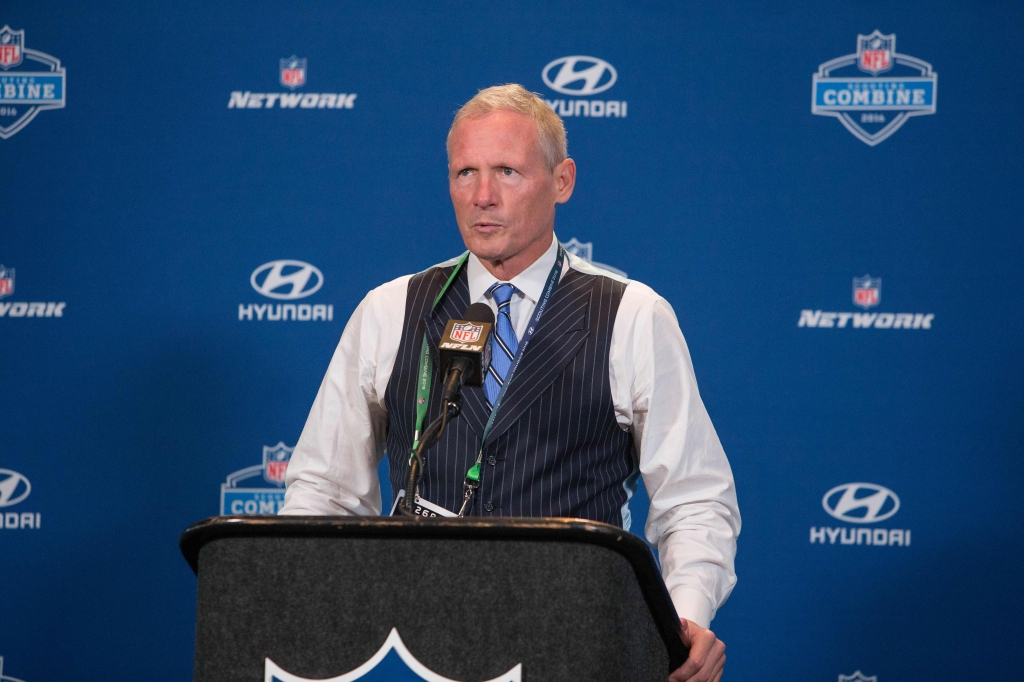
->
[{"left": 670, "top": 587, "right": 714, "bottom": 629}]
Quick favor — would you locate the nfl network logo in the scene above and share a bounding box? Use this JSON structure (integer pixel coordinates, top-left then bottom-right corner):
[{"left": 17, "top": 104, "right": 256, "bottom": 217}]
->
[
  {"left": 280, "top": 56, "right": 306, "bottom": 89},
  {"left": 853, "top": 275, "right": 881, "bottom": 309},
  {"left": 0, "top": 265, "right": 13, "bottom": 298},
  {"left": 451, "top": 322, "right": 482, "bottom": 343},
  {"left": 0, "top": 26, "right": 66, "bottom": 139},
  {"left": 812, "top": 31, "right": 937, "bottom": 145}
]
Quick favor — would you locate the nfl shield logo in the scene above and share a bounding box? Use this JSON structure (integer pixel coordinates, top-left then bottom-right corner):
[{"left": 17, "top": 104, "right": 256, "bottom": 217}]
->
[
  {"left": 0, "top": 26, "right": 24, "bottom": 69},
  {"left": 0, "top": 265, "right": 13, "bottom": 298},
  {"left": 857, "top": 30, "right": 894, "bottom": 75},
  {"left": 451, "top": 322, "right": 483, "bottom": 342},
  {"left": 262, "top": 442, "right": 293, "bottom": 486},
  {"left": 853, "top": 274, "right": 881, "bottom": 309},
  {"left": 280, "top": 55, "right": 306, "bottom": 89}
]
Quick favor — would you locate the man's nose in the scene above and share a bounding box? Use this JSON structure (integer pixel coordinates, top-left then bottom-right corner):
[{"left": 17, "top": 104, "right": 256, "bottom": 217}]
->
[{"left": 474, "top": 174, "right": 497, "bottom": 209}]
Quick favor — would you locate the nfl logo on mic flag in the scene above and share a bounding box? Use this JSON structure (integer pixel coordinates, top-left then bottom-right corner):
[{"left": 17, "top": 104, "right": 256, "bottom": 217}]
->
[{"left": 450, "top": 322, "right": 483, "bottom": 343}]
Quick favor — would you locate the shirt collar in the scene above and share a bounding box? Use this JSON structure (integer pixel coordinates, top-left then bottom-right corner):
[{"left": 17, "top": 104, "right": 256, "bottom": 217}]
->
[{"left": 467, "top": 233, "right": 561, "bottom": 305}]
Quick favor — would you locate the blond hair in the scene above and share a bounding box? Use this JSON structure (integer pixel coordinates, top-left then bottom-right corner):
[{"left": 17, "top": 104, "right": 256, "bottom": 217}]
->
[{"left": 447, "top": 84, "right": 567, "bottom": 171}]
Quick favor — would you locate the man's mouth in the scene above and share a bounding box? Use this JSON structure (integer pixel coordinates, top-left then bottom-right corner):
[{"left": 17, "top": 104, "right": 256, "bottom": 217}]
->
[{"left": 471, "top": 221, "right": 505, "bottom": 233}]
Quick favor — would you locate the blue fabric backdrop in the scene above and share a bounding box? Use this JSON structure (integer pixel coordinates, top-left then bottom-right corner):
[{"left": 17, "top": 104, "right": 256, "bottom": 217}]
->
[{"left": 2, "top": 1, "right": 1022, "bottom": 680}]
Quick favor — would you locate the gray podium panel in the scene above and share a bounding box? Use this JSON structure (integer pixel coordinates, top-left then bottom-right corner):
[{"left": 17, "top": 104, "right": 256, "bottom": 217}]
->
[{"left": 182, "top": 517, "right": 686, "bottom": 681}]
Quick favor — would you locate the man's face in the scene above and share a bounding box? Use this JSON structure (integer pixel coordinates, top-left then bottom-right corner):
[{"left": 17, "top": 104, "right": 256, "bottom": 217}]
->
[{"left": 448, "top": 110, "right": 573, "bottom": 265}]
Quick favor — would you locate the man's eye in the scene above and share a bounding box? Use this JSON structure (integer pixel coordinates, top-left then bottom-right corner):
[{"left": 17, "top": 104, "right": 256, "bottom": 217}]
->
[
  {"left": 459, "top": 169, "right": 472, "bottom": 177},
  {"left": 502, "top": 167, "right": 515, "bottom": 176}
]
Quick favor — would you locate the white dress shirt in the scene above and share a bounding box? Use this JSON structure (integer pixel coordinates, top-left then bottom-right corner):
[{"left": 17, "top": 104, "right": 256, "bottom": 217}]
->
[{"left": 281, "top": 235, "right": 741, "bottom": 627}]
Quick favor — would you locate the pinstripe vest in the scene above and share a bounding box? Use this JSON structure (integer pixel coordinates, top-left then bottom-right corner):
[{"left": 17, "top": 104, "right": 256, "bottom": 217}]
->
[{"left": 384, "top": 260, "right": 637, "bottom": 525}]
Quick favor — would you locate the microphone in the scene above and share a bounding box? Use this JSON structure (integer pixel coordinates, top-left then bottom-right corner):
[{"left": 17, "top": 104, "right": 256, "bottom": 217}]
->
[
  {"left": 439, "top": 303, "right": 494, "bottom": 402},
  {"left": 401, "top": 303, "right": 494, "bottom": 515}
]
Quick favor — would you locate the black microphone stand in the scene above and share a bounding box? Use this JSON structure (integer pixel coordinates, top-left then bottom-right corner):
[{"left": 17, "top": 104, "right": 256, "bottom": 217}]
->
[{"left": 399, "top": 394, "right": 462, "bottom": 515}]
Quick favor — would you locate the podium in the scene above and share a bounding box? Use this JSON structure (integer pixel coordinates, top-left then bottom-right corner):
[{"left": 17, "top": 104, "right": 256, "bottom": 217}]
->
[{"left": 180, "top": 516, "right": 688, "bottom": 681}]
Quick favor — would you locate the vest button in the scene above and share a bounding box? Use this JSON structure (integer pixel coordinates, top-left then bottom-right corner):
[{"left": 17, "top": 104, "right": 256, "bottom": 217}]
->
[
  {"left": 484, "top": 502, "right": 494, "bottom": 512},
  {"left": 487, "top": 456, "right": 497, "bottom": 466}
]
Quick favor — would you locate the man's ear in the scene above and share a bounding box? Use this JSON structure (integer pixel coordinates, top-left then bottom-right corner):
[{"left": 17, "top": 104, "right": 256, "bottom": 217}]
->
[{"left": 554, "top": 158, "right": 576, "bottom": 204}]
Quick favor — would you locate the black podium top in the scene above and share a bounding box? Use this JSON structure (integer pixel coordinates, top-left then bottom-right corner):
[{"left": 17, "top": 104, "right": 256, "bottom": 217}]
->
[{"left": 180, "top": 515, "right": 687, "bottom": 667}]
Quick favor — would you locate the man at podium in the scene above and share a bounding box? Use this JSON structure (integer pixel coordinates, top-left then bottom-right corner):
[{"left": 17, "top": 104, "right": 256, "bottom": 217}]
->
[{"left": 281, "top": 84, "right": 740, "bottom": 682}]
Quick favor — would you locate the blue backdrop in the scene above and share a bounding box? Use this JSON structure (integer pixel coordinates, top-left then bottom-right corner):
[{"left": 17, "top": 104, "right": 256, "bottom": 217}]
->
[{"left": 2, "top": 2, "right": 1022, "bottom": 680}]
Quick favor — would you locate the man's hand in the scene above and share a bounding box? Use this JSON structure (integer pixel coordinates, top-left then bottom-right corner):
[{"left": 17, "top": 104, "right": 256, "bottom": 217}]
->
[{"left": 668, "top": 619, "right": 726, "bottom": 682}]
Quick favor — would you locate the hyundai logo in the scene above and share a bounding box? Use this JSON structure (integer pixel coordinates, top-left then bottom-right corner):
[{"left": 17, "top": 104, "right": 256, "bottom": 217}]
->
[
  {"left": 0, "top": 469, "right": 32, "bottom": 508},
  {"left": 250, "top": 260, "right": 323, "bottom": 300},
  {"left": 542, "top": 56, "right": 617, "bottom": 96},
  {"left": 822, "top": 483, "right": 900, "bottom": 524}
]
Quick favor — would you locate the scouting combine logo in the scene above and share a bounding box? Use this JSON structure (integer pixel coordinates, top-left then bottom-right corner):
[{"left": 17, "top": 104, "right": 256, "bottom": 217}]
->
[
  {"left": 853, "top": 275, "right": 880, "bottom": 309},
  {"left": 564, "top": 238, "right": 627, "bottom": 278},
  {"left": 541, "top": 56, "right": 627, "bottom": 119},
  {"left": 812, "top": 31, "right": 936, "bottom": 145},
  {"left": 0, "top": 26, "right": 66, "bottom": 139},
  {"left": 280, "top": 56, "right": 306, "bottom": 89},
  {"left": 220, "top": 443, "right": 293, "bottom": 515},
  {"left": 265, "top": 628, "right": 521, "bottom": 682}
]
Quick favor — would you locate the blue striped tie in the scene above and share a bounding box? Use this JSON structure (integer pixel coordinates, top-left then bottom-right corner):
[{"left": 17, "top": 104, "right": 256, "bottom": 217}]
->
[{"left": 484, "top": 282, "right": 519, "bottom": 408}]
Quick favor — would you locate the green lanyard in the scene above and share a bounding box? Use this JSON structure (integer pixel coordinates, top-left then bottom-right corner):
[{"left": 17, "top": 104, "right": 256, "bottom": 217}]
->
[{"left": 411, "top": 252, "right": 469, "bottom": 450}]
